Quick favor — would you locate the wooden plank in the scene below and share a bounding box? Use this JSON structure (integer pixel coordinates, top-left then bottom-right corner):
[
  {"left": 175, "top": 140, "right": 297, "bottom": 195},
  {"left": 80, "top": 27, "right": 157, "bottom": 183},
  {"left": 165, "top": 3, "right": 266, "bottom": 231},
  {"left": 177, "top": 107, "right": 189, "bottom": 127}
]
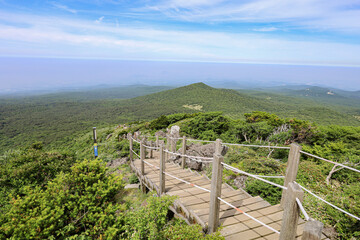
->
[
  {"left": 226, "top": 229, "right": 262, "bottom": 240},
  {"left": 182, "top": 192, "right": 248, "bottom": 207},
  {"left": 195, "top": 196, "right": 267, "bottom": 217}
]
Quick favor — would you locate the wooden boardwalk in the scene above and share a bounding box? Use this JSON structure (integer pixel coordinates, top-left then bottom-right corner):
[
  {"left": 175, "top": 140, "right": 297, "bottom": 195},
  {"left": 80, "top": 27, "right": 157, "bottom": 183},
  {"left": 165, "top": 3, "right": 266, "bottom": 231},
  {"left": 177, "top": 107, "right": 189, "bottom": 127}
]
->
[{"left": 130, "top": 152, "right": 328, "bottom": 240}]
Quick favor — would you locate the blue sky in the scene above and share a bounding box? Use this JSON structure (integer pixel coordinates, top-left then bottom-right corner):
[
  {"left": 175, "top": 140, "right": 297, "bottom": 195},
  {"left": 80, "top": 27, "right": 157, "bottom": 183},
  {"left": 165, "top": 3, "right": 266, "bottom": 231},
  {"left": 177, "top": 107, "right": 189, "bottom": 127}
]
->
[{"left": 0, "top": 0, "right": 360, "bottom": 91}]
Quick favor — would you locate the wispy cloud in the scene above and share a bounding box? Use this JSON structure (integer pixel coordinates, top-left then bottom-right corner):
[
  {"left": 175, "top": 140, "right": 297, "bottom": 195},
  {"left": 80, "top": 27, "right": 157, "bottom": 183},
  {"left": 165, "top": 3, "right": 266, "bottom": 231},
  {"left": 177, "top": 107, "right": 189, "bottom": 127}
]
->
[
  {"left": 144, "top": 0, "right": 360, "bottom": 33},
  {"left": 0, "top": 11, "right": 359, "bottom": 66},
  {"left": 95, "top": 16, "right": 105, "bottom": 23},
  {"left": 51, "top": 2, "right": 77, "bottom": 14},
  {"left": 149, "top": 0, "right": 225, "bottom": 9},
  {"left": 253, "top": 27, "right": 278, "bottom": 32}
]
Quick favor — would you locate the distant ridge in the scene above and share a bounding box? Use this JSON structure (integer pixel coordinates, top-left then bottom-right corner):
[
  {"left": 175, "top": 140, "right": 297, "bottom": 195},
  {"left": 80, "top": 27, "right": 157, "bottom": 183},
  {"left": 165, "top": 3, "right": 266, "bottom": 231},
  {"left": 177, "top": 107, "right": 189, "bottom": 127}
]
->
[{"left": 122, "top": 82, "right": 359, "bottom": 126}]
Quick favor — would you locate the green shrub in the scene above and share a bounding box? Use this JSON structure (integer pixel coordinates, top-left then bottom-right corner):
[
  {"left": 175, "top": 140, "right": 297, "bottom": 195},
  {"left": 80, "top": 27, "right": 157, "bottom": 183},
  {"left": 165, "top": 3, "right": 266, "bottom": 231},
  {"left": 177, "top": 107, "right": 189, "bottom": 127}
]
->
[
  {"left": 181, "top": 112, "right": 230, "bottom": 139},
  {"left": 0, "top": 159, "right": 124, "bottom": 239},
  {"left": 0, "top": 147, "right": 74, "bottom": 208},
  {"left": 149, "top": 115, "right": 169, "bottom": 130},
  {"left": 129, "top": 174, "right": 139, "bottom": 184},
  {"left": 163, "top": 218, "right": 224, "bottom": 240}
]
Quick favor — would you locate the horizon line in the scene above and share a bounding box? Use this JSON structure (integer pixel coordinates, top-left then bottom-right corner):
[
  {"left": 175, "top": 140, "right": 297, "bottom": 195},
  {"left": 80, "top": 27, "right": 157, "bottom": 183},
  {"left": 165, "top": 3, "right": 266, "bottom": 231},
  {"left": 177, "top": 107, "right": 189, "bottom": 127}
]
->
[{"left": 1, "top": 55, "right": 360, "bottom": 68}]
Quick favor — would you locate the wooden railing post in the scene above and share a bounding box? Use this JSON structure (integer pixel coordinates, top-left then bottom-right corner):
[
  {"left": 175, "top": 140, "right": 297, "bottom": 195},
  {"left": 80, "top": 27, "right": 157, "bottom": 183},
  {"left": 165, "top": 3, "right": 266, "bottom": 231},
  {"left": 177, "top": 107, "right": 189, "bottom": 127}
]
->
[
  {"left": 215, "top": 139, "right": 222, "bottom": 155},
  {"left": 156, "top": 135, "right": 159, "bottom": 147},
  {"left": 129, "top": 134, "right": 133, "bottom": 161},
  {"left": 181, "top": 136, "right": 186, "bottom": 169},
  {"left": 281, "top": 143, "right": 302, "bottom": 208},
  {"left": 208, "top": 153, "right": 224, "bottom": 233},
  {"left": 301, "top": 219, "right": 323, "bottom": 240},
  {"left": 159, "top": 145, "right": 165, "bottom": 195},
  {"left": 280, "top": 182, "right": 304, "bottom": 240},
  {"left": 140, "top": 140, "right": 146, "bottom": 193}
]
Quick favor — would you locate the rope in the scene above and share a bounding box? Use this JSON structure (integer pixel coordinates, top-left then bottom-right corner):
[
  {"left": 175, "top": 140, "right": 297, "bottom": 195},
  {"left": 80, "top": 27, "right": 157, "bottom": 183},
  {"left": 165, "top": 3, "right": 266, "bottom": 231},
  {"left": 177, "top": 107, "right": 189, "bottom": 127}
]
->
[
  {"left": 222, "top": 163, "right": 287, "bottom": 190},
  {"left": 253, "top": 175, "right": 285, "bottom": 179},
  {"left": 131, "top": 138, "right": 141, "bottom": 144},
  {"left": 169, "top": 136, "right": 289, "bottom": 149},
  {"left": 164, "top": 149, "right": 213, "bottom": 160},
  {"left": 223, "top": 142, "right": 290, "bottom": 149},
  {"left": 143, "top": 145, "right": 159, "bottom": 150},
  {"left": 185, "top": 138, "right": 216, "bottom": 143},
  {"left": 131, "top": 149, "right": 141, "bottom": 159},
  {"left": 218, "top": 197, "right": 280, "bottom": 234},
  {"left": 187, "top": 157, "right": 213, "bottom": 163},
  {"left": 296, "top": 197, "right": 310, "bottom": 221},
  {"left": 295, "top": 182, "right": 360, "bottom": 221},
  {"left": 300, "top": 151, "right": 360, "bottom": 174},
  {"left": 143, "top": 160, "right": 160, "bottom": 170}
]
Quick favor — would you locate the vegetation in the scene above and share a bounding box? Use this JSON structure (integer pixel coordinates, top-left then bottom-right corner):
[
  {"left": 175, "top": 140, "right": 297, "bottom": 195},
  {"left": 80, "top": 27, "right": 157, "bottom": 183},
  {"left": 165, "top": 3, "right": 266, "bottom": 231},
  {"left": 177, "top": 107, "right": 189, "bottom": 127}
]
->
[
  {"left": 0, "top": 83, "right": 359, "bottom": 239},
  {"left": 0, "top": 83, "right": 359, "bottom": 153},
  {"left": 127, "top": 111, "right": 359, "bottom": 239},
  {"left": 0, "top": 144, "right": 75, "bottom": 209},
  {"left": 0, "top": 153, "right": 224, "bottom": 239}
]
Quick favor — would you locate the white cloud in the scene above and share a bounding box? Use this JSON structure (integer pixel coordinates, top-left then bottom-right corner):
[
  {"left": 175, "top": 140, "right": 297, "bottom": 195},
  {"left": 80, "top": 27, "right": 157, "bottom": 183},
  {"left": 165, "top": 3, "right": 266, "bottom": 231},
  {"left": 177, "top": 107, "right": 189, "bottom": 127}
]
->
[
  {"left": 95, "top": 16, "right": 105, "bottom": 23},
  {"left": 253, "top": 27, "right": 278, "bottom": 32},
  {"left": 0, "top": 11, "right": 359, "bottom": 66},
  {"left": 145, "top": 0, "right": 360, "bottom": 33},
  {"left": 51, "top": 2, "right": 77, "bottom": 14}
]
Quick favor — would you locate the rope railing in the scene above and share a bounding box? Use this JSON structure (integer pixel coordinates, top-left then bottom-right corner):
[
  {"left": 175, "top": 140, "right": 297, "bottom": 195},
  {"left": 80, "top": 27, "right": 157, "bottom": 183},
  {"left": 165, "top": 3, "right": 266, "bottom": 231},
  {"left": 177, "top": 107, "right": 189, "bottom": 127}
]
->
[
  {"left": 296, "top": 197, "right": 310, "bottom": 221},
  {"left": 223, "top": 142, "right": 290, "bottom": 149},
  {"left": 132, "top": 138, "right": 141, "bottom": 144},
  {"left": 131, "top": 149, "right": 141, "bottom": 159},
  {"left": 222, "top": 162, "right": 287, "bottom": 190},
  {"left": 164, "top": 149, "right": 213, "bottom": 161},
  {"left": 141, "top": 159, "right": 279, "bottom": 235},
  {"left": 129, "top": 132, "right": 359, "bottom": 236},
  {"left": 300, "top": 150, "right": 360, "bottom": 174},
  {"left": 168, "top": 136, "right": 290, "bottom": 149},
  {"left": 253, "top": 175, "right": 285, "bottom": 179},
  {"left": 295, "top": 182, "right": 360, "bottom": 221}
]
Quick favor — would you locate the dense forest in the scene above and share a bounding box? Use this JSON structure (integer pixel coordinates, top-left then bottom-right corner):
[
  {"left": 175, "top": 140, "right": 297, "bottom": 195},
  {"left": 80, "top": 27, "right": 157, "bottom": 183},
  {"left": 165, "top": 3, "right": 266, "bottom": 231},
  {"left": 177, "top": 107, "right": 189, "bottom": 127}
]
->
[{"left": 0, "top": 83, "right": 359, "bottom": 153}]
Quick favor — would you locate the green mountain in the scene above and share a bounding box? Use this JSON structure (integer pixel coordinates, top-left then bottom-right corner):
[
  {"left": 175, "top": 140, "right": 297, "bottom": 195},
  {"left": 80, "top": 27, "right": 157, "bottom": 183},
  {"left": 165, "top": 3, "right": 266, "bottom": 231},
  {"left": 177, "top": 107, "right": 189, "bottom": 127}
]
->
[
  {"left": 0, "top": 82, "right": 359, "bottom": 153},
  {"left": 122, "top": 82, "right": 359, "bottom": 125}
]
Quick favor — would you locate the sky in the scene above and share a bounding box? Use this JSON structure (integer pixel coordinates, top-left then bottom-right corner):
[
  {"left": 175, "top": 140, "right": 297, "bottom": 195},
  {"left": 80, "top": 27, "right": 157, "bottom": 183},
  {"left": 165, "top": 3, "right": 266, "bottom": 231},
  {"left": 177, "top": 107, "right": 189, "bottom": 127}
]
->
[{"left": 0, "top": 0, "right": 360, "bottom": 91}]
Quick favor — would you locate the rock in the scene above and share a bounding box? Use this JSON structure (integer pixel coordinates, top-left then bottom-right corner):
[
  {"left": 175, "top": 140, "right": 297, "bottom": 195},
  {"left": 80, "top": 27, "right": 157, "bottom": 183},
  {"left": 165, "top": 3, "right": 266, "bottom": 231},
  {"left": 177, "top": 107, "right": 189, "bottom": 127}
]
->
[
  {"left": 124, "top": 184, "right": 140, "bottom": 189},
  {"left": 323, "top": 227, "right": 338, "bottom": 240},
  {"left": 233, "top": 175, "right": 247, "bottom": 189},
  {"left": 225, "top": 175, "right": 236, "bottom": 181},
  {"left": 106, "top": 133, "right": 113, "bottom": 140},
  {"left": 106, "top": 157, "right": 129, "bottom": 168},
  {"left": 170, "top": 125, "right": 180, "bottom": 138},
  {"left": 188, "top": 160, "right": 202, "bottom": 171}
]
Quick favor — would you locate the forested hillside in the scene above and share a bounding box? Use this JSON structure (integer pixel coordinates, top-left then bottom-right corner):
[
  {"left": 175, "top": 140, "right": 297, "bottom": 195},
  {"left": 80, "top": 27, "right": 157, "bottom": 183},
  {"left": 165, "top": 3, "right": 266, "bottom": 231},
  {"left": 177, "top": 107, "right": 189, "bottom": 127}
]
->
[{"left": 0, "top": 83, "right": 358, "bottom": 153}]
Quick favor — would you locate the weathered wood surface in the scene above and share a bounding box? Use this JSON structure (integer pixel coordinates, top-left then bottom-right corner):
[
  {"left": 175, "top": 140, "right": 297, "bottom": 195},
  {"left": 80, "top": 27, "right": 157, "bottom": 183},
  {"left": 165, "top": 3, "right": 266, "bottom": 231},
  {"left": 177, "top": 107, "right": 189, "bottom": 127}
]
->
[{"left": 130, "top": 152, "right": 329, "bottom": 240}]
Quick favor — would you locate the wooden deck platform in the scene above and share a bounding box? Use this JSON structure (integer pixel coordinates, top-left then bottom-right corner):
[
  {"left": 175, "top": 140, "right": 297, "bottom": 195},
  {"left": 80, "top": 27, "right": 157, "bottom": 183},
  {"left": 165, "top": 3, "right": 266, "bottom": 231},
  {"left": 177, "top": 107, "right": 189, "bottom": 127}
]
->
[{"left": 130, "top": 153, "right": 329, "bottom": 240}]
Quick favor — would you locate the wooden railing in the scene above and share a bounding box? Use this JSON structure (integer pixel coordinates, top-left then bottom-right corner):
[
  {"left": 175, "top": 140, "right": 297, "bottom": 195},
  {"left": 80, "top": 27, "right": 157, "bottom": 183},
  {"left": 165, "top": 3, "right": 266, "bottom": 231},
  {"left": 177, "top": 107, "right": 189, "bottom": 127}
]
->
[{"left": 127, "top": 132, "right": 359, "bottom": 240}]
